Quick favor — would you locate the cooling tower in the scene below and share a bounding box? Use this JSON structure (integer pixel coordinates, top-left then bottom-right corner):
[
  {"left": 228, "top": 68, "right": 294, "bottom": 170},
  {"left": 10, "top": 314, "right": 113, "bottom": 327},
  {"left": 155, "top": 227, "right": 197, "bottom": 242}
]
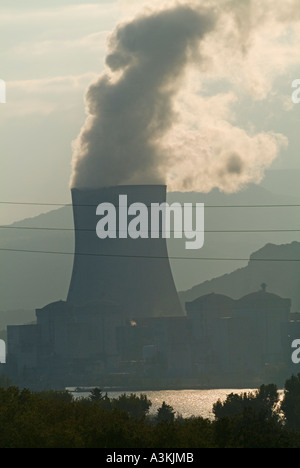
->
[{"left": 67, "top": 185, "right": 183, "bottom": 318}]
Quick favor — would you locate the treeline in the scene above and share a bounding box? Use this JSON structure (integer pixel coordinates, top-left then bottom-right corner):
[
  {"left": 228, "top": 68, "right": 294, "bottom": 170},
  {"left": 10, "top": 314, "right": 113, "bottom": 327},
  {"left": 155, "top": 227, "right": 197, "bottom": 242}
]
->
[{"left": 2, "top": 375, "right": 300, "bottom": 447}]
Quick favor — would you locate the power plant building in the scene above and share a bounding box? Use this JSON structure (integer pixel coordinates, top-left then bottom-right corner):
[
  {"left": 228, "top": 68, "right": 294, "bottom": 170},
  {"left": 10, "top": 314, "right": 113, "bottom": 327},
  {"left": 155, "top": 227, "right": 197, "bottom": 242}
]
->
[
  {"left": 3, "top": 186, "right": 297, "bottom": 389},
  {"left": 186, "top": 291, "right": 291, "bottom": 380},
  {"left": 5, "top": 289, "right": 294, "bottom": 389}
]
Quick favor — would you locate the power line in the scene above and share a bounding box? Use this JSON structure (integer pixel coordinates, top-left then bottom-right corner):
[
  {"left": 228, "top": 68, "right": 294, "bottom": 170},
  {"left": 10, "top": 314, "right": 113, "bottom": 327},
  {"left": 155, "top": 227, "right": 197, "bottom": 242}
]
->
[
  {"left": 0, "top": 201, "right": 300, "bottom": 208},
  {"left": 0, "top": 201, "right": 72, "bottom": 207},
  {"left": 0, "top": 225, "right": 299, "bottom": 234},
  {"left": 0, "top": 247, "right": 299, "bottom": 262}
]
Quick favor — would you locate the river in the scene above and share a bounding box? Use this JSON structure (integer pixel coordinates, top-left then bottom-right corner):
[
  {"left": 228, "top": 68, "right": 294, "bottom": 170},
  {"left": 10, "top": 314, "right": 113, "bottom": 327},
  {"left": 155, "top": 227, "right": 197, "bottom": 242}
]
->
[{"left": 70, "top": 388, "right": 254, "bottom": 420}]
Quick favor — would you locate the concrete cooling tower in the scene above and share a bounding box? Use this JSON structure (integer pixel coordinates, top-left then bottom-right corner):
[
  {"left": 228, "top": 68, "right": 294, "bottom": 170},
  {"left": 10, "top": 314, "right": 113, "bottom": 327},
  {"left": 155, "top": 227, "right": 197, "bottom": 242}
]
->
[{"left": 67, "top": 185, "right": 183, "bottom": 318}]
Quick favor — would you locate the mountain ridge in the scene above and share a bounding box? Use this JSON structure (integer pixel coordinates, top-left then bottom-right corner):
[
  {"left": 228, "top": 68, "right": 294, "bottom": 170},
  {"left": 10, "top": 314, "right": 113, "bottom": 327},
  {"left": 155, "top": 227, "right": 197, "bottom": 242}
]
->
[{"left": 179, "top": 241, "right": 300, "bottom": 313}]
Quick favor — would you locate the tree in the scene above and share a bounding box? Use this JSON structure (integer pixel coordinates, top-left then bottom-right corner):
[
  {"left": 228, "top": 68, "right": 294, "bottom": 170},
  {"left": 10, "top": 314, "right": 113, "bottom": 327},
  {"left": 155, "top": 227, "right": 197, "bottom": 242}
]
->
[
  {"left": 89, "top": 388, "right": 105, "bottom": 402},
  {"left": 281, "top": 374, "right": 300, "bottom": 431},
  {"left": 89, "top": 388, "right": 112, "bottom": 410},
  {"left": 36, "top": 389, "right": 73, "bottom": 403},
  {"left": 255, "top": 383, "right": 279, "bottom": 420},
  {"left": 213, "top": 384, "right": 280, "bottom": 422},
  {"left": 112, "top": 393, "right": 152, "bottom": 420},
  {"left": 213, "top": 393, "right": 244, "bottom": 420},
  {"left": 156, "top": 401, "right": 175, "bottom": 423},
  {"left": 213, "top": 408, "right": 297, "bottom": 448}
]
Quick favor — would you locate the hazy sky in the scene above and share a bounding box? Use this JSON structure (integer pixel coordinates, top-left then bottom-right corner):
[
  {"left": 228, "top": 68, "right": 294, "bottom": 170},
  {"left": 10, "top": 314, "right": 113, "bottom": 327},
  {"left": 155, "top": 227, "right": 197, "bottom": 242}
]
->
[{"left": 1, "top": 0, "right": 300, "bottom": 224}]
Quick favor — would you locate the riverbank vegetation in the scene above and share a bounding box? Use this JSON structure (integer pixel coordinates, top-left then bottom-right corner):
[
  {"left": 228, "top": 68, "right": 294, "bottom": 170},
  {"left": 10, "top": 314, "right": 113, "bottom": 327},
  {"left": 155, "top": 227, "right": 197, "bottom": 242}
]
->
[{"left": 2, "top": 375, "right": 300, "bottom": 447}]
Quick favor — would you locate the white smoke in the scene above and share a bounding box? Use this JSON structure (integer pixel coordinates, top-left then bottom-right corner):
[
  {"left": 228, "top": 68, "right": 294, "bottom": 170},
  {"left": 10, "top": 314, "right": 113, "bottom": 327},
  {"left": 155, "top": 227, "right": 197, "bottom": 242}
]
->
[{"left": 70, "top": 0, "right": 296, "bottom": 192}]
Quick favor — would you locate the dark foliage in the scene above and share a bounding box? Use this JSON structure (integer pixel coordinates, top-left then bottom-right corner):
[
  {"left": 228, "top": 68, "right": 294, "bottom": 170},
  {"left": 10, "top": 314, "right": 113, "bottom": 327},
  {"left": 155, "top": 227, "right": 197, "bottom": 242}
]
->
[
  {"left": 213, "top": 383, "right": 280, "bottom": 422},
  {"left": 281, "top": 374, "right": 300, "bottom": 431},
  {"left": 0, "top": 376, "right": 300, "bottom": 447},
  {"left": 156, "top": 401, "right": 175, "bottom": 423}
]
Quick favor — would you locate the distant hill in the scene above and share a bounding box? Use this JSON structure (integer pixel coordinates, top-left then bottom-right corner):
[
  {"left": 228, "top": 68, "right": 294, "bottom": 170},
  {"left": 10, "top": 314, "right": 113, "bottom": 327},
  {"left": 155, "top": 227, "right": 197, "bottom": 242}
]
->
[
  {"left": 179, "top": 241, "right": 300, "bottom": 313},
  {"left": 0, "top": 205, "right": 75, "bottom": 312}
]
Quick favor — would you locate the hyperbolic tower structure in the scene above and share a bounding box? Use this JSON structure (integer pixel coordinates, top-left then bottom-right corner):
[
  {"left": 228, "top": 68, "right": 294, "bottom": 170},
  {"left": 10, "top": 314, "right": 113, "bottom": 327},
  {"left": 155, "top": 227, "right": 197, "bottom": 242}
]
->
[{"left": 67, "top": 185, "right": 183, "bottom": 318}]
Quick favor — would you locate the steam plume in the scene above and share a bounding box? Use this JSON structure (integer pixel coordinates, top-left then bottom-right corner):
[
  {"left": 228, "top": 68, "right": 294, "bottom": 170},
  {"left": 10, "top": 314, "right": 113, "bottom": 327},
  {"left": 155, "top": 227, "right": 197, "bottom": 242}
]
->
[{"left": 70, "top": 1, "right": 289, "bottom": 193}]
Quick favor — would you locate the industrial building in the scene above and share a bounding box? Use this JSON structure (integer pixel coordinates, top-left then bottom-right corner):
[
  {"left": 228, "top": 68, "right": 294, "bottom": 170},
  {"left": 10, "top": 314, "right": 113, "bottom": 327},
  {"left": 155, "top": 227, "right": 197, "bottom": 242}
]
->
[
  {"left": 5, "top": 287, "right": 295, "bottom": 390},
  {"left": 186, "top": 290, "right": 291, "bottom": 381}
]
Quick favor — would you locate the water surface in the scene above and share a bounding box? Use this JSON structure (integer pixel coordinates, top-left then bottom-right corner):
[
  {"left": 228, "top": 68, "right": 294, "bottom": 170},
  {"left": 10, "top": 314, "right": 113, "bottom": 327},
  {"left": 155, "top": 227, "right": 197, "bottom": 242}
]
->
[{"left": 72, "top": 388, "right": 254, "bottom": 419}]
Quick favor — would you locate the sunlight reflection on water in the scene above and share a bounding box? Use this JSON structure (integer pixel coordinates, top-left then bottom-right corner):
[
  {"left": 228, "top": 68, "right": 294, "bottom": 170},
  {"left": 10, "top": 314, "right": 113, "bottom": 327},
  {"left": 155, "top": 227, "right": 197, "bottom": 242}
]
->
[{"left": 72, "top": 388, "right": 255, "bottom": 419}]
